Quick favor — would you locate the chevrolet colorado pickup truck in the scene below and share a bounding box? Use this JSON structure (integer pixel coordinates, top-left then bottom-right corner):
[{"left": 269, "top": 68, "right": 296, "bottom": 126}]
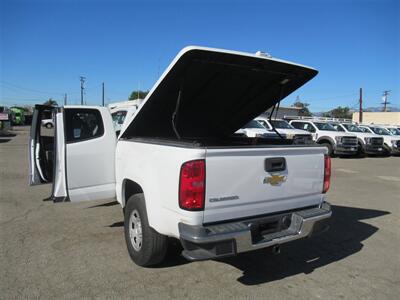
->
[
  {"left": 29, "top": 46, "right": 332, "bottom": 266},
  {"left": 289, "top": 119, "right": 358, "bottom": 156}
]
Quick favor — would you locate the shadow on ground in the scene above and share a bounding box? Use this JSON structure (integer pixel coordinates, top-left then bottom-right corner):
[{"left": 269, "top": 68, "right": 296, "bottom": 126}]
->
[
  {"left": 0, "top": 138, "right": 12, "bottom": 143},
  {"left": 87, "top": 201, "right": 119, "bottom": 209},
  {"left": 220, "top": 205, "right": 389, "bottom": 285},
  {"left": 0, "top": 133, "right": 17, "bottom": 138},
  {"left": 104, "top": 204, "right": 389, "bottom": 281}
]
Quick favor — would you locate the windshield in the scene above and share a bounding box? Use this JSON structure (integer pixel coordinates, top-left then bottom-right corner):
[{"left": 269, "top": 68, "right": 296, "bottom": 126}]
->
[
  {"left": 330, "top": 123, "right": 345, "bottom": 132},
  {"left": 359, "top": 127, "right": 372, "bottom": 133},
  {"left": 387, "top": 128, "right": 400, "bottom": 135},
  {"left": 313, "top": 122, "right": 337, "bottom": 131},
  {"left": 244, "top": 120, "right": 265, "bottom": 129},
  {"left": 270, "top": 120, "right": 294, "bottom": 129},
  {"left": 371, "top": 127, "right": 391, "bottom": 135},
  {"left": 111, "top": 111, "right": 127, "bottom": 125},
  {"left": 342, "top": 123, "right": 363, "bottom": 132}
]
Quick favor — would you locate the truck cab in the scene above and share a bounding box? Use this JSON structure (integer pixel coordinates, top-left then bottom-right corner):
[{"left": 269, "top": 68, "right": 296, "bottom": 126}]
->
[
  {"left": 29, "top": 46, "right": 332, "bottom": 267},
  {"left": 289, "top": 119, "right": 358, "bottom": 156}
]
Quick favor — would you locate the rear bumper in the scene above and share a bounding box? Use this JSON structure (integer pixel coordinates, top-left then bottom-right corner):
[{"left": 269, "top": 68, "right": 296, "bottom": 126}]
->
[{"left": 179, "top": 202, "right": 332, "bottom": 261}]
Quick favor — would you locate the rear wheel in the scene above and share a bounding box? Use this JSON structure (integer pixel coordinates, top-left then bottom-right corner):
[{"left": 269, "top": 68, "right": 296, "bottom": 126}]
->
[{"left": 124, "top": 193, "right": 167, "bottom": 266}]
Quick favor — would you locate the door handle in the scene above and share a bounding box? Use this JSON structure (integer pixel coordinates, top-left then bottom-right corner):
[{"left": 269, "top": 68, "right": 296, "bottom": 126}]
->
[{"left": 265, "top": 157, "right": 286, "bottom": 172}]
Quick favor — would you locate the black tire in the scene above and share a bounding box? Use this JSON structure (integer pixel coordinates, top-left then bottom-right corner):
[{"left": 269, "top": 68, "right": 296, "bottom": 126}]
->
[
  {"left": 383, "top": 144, "right": 392, "bottom": 157},
  {"left": 321, "top": 142, "right": 333, "bottom": 156},
  {"left": 45, "top": 123, "right": 53, "bottom": 129},
  {"left": 357, "top": 142, "right": 366, "bottom": 158},
  {"left": 124, "top": 193, "right": 167, "bottom": 266}
]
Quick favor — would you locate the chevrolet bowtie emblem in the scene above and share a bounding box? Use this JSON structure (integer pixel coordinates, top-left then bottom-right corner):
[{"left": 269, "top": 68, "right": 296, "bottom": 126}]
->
[{"left": 263, "top": 175, "right": 286, "bottom": 186}]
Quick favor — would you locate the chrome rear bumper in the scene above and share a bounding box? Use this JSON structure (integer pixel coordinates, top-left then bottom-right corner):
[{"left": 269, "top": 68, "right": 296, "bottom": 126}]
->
[{"left": 179, "top": 202, "right": 332, "bottom": 261}]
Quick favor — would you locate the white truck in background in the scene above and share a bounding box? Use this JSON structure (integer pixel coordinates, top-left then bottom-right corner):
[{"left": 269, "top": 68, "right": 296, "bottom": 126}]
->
[
  {"left": 108, "top": 99, "right": 143, "bottom": 135},
  {"left": 328, "top": 122, "right": 384, "bottom": 156},
  {"left": 358, "top": 125, "right": 400, "bottom": 155},
  {"left": 235, "top": 120, "right": 281, "bottom": 138},
  {"left": 256, "top": 117, "right": 313, "bottom": 144},
  {"left": 289, "top": 119, "right": 358, "bottom": 156},
  {"left": 29, "top": 46, "right": 332, "bottom": 267}
]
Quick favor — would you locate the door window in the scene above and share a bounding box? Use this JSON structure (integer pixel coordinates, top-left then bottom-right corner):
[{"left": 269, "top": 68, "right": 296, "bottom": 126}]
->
[{"left": 65, "top": 109, "right": 104, "bottom": 143}]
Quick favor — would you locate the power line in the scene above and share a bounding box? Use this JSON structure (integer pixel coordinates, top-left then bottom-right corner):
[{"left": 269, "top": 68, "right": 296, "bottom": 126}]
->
[{"left": 0, "top": 80, "right": 80, "bottom": 96}]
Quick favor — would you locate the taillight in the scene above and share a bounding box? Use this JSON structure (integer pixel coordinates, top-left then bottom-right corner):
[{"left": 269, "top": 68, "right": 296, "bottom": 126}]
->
[
  {"left": 179, "top": 160, "right": 205, "bottom": 211},
  {"left": 323, "top": 155, "right": 331, "bottom": 193}
]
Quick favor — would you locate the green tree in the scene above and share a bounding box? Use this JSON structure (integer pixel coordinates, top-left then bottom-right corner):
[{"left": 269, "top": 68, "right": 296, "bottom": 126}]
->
[
  {"left": 326, "top": 106, "right": 352, "bottom": 119},
  {"left": 129, "top": 90, "right": 149, "bottom": 100},
  {"left": 43, "top": 98, "right": 58, "bottom": 106},
  {"left": 293, "top": 99, "right": 312, "bottom": 116}
]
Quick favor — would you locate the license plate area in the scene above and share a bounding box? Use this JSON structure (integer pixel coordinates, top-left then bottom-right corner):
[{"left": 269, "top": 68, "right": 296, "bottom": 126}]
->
[{"left": 248, "top": 213, "right": 292, "bottom": 244}]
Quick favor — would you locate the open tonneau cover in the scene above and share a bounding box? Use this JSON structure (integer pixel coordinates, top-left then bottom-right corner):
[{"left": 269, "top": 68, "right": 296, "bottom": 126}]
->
[{"left": 120, "top": 46, "right": 318, "bottom": 140}]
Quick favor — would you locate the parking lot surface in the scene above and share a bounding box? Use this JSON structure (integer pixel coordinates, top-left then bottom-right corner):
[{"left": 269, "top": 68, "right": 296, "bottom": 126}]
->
[{"left": 1, "top": 127, "right": 399, "bottom": 299}]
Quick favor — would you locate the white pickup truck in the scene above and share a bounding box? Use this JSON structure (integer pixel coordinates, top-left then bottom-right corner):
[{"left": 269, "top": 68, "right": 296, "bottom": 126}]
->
[
  {"left": 328, "top": 122, "right": 384, "bottom": 156},
  {"left": 358, "top": 125, "right": 400, "bottom": 155},
  {"left": 235, "top": 120, "right": 281, "bottom": 138},
  {"left": 256, "top": 117, "right": 313, "bottom": 144},
  {"left": 29, "top": 46, "right": 332, "bottom": 266},
  {"left": 289, "top": 119, "right": 358, "bottom": 156}
]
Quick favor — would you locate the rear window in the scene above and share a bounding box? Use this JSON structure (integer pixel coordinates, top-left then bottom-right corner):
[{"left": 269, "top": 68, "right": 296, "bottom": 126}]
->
[{"left": 65, "top": 109, "right": 104, "bottom": 143}]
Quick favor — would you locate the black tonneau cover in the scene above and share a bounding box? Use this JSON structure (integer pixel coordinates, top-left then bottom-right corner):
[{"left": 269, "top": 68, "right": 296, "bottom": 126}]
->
[{"left": 120, "top": 46, "right": 318, "bottom": 139}]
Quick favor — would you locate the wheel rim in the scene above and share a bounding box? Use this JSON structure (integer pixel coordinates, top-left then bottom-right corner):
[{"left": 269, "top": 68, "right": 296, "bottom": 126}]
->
[{"left": 129, "top": 209, "right": 143, "bottom": 251}]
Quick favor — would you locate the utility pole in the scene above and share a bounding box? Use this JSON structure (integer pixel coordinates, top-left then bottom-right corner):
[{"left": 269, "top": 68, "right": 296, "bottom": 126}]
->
[
  {"left": 382, "top": 90, "right": 391, "bottom": 112},
  {"left": 80, "top": 76, "right": 86, "bottom": 105},
  {"left": 102, "top": 82, "right": 105, "bottom": 106},
  {"left": 64, "top": 93, "right": 67, "bottom": 106},
  {"left": 359, "top": 88, "right": 363, "bottom": 123}
]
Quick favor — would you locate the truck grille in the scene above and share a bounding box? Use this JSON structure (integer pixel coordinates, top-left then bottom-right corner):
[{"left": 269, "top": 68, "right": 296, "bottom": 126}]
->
[
  {"left": 341, "top": 136, "right": 357, "bottom": 146},
  {"left": 370, "top": 137, "right": 383, "bottom": 146}
]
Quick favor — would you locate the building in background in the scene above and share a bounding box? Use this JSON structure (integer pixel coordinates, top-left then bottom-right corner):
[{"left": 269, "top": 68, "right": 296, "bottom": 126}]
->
[{"left": 353, "top": 112, "right": 400, "bottom": 125}]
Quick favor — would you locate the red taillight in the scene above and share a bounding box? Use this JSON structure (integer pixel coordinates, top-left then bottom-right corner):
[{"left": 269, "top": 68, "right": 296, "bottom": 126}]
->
[
  {"left": 179, "top": 160, "right": 205, "bottom": 211},
  {"left": 323, "top": 155, "right": 331, "bottom": 193}
]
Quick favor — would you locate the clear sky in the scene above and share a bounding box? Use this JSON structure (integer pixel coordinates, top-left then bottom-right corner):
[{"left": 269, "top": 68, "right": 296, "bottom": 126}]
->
[{"left": 1, "top": 0, "right": 399, "bottom": 111}]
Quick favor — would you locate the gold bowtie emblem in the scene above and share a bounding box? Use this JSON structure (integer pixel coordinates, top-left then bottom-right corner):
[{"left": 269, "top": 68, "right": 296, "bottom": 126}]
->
[{"left": 263, "top": 175, "right": 286, "bottom": 186}]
